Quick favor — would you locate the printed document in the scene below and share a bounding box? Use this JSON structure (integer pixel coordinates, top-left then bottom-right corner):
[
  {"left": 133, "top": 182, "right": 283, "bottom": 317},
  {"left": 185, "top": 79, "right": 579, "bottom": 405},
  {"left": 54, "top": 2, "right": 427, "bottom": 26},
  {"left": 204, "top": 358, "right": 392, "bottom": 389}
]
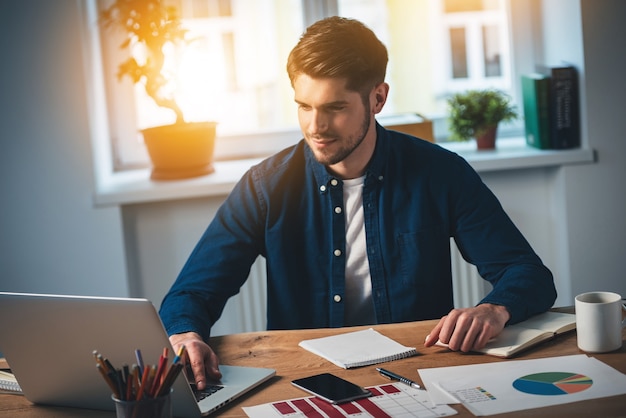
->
[{"left": 418, "top": 354, "right": 626, "bottom": 416}]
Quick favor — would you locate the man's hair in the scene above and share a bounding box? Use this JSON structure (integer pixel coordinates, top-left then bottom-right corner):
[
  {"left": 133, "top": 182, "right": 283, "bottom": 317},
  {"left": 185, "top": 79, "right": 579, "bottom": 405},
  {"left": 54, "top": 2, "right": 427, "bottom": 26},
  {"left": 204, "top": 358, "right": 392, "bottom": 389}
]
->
[{"left": 287, "top": 16, "right": 388, "bottom": 96}]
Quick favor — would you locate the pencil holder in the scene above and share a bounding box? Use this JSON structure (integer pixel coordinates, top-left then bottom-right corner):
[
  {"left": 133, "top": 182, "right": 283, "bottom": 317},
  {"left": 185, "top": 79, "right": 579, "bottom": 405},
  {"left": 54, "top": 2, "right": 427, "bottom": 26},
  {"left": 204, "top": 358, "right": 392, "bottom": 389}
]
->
[{"left": 112, "top": 390, "right": 172, "bottom": 418}]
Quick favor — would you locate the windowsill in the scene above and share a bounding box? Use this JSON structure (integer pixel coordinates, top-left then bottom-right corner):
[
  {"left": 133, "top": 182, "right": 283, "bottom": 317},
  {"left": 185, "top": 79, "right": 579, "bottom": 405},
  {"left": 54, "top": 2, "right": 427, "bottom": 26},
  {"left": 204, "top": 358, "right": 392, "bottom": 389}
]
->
[{"left": 93, "top": 137, "right": 595, "bottom": 207}]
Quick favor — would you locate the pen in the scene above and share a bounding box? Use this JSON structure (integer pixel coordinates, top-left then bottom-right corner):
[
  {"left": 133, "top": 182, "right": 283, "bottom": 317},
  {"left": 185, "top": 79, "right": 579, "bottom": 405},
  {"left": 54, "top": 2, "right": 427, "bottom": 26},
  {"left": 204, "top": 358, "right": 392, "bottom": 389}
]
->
[{"left": 376, "top": 367, "right": 424, "bottom": 390}]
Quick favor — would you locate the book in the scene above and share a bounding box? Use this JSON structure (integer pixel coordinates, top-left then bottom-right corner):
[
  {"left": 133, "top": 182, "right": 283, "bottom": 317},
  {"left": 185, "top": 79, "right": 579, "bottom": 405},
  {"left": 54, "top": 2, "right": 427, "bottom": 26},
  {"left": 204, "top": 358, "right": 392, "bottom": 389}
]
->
[
  {"left": 298, "top": 328, "right": 418, "bottom": 369},
  {"left": 541, "top": 65, "right": 581, "bottom": 149},
  {"left": 521, "top": 73, "right": 551, "bottom": 149},
  {"left": 436, "top": 311, "right": 576, "bottom": 358}
]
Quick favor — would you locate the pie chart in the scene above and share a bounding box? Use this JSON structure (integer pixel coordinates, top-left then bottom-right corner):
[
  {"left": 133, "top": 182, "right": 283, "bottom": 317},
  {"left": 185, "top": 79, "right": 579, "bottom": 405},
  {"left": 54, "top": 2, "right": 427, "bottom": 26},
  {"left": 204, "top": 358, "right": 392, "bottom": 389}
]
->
[{"left": 512, "top": 372, "right": 593, "bottom": 395}]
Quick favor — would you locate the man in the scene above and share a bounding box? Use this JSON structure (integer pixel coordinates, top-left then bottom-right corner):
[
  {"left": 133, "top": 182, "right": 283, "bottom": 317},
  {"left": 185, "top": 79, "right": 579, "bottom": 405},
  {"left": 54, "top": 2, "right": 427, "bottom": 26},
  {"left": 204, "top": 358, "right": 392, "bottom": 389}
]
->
[{"left": 159, "top": 16, "right": 556, "bottom": 390}]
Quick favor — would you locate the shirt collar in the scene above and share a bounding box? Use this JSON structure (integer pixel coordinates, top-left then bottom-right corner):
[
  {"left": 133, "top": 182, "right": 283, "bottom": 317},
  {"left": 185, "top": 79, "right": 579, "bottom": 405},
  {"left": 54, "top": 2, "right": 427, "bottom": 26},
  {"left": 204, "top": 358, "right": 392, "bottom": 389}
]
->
[{"left": 305, "top": 122, "right": 388, "bottom": 191}]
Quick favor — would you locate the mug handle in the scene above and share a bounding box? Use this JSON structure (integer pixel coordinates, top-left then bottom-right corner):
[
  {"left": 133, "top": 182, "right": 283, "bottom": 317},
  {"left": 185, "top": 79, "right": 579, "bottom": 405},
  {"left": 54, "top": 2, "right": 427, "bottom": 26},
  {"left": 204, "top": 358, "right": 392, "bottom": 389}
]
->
[{"left": 622, "top": 302, "right": 626, "bottom": 328}]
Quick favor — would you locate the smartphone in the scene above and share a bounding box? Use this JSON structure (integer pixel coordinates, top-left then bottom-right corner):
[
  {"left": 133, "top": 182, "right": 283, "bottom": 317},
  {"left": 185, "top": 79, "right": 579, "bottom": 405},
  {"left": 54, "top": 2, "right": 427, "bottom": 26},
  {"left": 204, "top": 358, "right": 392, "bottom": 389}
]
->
[{"left": 291, "top": 373, "right": 372, "bottom": 404}]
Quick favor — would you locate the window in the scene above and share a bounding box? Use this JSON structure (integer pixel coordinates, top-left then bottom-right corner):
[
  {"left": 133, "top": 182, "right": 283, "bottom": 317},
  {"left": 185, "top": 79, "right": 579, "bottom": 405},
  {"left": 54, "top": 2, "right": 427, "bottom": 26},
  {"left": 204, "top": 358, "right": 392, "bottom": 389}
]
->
[
  {"left": 338, "top": 0, "right": 513, "bottom": 115},
  {"left": 91, "top": 0, "right": 526, "bottom": 173},
  {"left": 437, "top": 0, "right": 511, "bottom": 92},
  {"left": 99, "top": 0, "right": 305, "bottom": 169}
]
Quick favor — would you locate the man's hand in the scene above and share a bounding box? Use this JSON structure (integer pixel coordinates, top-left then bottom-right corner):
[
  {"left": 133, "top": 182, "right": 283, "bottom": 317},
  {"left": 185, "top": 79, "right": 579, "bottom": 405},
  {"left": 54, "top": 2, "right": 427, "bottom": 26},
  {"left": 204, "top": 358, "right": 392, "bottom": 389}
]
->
[
  {"left": 423, "top": 304, "right": 510, "bottom": 352},
  {"left": 169, "top": 331, "right": 222, "bottom": 390}
]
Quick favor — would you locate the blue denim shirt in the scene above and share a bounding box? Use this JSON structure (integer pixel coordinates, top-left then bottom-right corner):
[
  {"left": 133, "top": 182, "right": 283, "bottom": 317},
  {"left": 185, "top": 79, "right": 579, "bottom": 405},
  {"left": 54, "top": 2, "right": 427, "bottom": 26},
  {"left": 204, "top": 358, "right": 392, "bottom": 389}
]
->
[{"left": 159, "top": 123, "right": 556, "bottom": 340}]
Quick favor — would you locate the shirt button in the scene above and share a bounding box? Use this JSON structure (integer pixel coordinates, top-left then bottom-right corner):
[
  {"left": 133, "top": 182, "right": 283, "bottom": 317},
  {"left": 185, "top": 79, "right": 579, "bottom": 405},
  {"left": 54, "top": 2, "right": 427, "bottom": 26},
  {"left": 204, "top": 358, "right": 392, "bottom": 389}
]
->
[
  {"left": 333, "top": 294, "right": 342, "bottom": 302},
  {"left": 319, "top": 185, "right": 326, "bottom": 192},
  {"left": 378, "top": 175, "right": 384, "bottom": 181},
  {"left": 334, "top": 249, "right": 342, "bottom": 257},
  {"left": 330, "top": 179, "right": 339, "bottom": 186},
  {"left": 334, "top": 206, "right": 342, "bottom": 214}
]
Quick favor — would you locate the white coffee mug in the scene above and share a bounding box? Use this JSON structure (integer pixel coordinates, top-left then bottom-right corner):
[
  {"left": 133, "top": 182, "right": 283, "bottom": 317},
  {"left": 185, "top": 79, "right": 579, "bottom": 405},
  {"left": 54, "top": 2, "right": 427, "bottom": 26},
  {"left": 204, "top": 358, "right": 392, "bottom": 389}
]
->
[{"left": 575, "top": 291, "right": 626, "bottom": 353}]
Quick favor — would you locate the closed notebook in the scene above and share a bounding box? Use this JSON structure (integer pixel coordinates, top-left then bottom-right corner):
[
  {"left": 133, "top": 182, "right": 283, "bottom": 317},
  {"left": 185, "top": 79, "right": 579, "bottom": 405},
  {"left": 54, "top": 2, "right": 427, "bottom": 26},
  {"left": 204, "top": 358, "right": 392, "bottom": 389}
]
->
[{"left": 298, "top": 328, "right": 418, "bottom": 369}]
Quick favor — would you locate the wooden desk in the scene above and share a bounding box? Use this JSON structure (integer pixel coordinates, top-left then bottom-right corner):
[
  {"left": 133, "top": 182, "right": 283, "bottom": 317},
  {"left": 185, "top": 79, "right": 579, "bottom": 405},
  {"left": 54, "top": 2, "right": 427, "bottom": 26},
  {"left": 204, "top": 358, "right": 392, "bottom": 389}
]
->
[{"left": 1, "top": 319, "right": 625, "bottom": 417}]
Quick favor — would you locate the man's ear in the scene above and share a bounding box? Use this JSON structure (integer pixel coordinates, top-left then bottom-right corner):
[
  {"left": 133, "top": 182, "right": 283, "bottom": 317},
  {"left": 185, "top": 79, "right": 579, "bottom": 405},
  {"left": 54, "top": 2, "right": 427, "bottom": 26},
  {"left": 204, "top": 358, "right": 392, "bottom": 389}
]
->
[{"left": 372, "top": 82, "right": 389, "bottom": 113}]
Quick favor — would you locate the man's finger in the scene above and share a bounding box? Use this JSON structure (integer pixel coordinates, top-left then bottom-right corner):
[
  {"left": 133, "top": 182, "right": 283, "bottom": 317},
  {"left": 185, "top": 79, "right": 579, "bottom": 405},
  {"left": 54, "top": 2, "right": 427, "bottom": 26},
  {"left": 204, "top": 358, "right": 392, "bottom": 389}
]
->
[{"left": 424, "top": 316, "right": 446, "bottom": 347}]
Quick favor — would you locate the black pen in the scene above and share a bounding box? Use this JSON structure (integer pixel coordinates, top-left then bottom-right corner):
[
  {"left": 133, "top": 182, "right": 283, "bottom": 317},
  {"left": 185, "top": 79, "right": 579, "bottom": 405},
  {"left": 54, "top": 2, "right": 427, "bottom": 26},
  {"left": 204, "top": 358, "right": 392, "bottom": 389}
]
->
[{"left": 376, "top": 367, "right": 424, "bottom": 390}]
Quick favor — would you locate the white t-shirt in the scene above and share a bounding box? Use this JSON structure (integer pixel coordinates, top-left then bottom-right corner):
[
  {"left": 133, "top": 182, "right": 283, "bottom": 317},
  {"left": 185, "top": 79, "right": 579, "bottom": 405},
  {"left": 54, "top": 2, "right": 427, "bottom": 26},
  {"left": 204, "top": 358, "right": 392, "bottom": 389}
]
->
[{"left": 342, "top": 176, "right": 376, "bottom": 326}]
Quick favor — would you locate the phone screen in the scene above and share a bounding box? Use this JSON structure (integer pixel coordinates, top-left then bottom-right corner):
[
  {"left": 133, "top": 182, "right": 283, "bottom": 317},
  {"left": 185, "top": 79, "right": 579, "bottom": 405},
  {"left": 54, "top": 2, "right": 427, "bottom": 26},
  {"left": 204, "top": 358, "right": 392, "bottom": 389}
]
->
[{"left": 291, "top": 373, "right": 372, "bottom": 404}]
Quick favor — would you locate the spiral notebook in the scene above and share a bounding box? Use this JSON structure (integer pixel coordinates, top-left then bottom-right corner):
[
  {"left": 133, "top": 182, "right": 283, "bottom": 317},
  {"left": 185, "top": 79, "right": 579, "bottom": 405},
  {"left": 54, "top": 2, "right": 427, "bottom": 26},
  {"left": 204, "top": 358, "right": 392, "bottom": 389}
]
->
[
  {"left": 298, "top": 328, "right": 418, "bottom": 369},
  {"left": 0, "top": 370, "right": 22, "bottom": 394}
]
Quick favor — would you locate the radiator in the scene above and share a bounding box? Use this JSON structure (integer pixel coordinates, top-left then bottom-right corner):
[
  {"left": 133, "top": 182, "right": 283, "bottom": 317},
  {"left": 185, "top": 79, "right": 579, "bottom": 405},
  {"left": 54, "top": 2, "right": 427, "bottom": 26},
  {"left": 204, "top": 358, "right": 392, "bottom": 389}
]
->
[
  {"left": 210, "top": 257, "right": 267, "bottom": 336},
  {"left": 211, "top": 242, "right": 490, "bottom": 335}
]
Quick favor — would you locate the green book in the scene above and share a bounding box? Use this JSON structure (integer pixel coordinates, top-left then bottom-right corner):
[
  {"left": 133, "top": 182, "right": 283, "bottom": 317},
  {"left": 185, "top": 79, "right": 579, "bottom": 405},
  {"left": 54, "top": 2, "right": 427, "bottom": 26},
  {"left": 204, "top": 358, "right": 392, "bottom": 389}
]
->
[{"left": 521, "top": 73, "right": 551, "bottom": 149}]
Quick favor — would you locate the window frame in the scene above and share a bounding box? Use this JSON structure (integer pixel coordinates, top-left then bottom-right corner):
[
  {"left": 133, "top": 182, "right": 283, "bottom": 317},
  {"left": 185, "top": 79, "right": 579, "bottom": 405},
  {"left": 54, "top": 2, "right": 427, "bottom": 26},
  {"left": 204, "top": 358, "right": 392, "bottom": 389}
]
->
[
  {"left": 96, "top": 0, "right": 306, "bottom": 171},
  {"left": 83, "top": 0, "right": 537, "bottom": 186},
  {"left": 430, "top": 0, "right": 512, "bottom": 96}
]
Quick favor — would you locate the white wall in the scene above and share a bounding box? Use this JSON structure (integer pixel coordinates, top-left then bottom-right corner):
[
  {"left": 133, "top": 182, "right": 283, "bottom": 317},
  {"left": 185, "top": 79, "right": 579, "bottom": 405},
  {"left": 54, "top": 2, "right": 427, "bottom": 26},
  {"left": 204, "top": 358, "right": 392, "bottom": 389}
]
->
[
  {"left": 1, "top": 1, "right": 624, "bottom": 336},
  {"left": 0, "top": 1, "right": 128, "bottom": 296},
  {"left": 540, "top": 0, "right": 626, "bottom": 300}
]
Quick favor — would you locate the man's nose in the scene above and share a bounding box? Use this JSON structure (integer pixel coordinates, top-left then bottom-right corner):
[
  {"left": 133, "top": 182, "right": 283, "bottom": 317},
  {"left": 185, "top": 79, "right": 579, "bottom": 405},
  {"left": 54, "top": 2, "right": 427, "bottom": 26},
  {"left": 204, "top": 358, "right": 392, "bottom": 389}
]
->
[{"left": 308, "top": 110, "right": 328, "bottom": 134}]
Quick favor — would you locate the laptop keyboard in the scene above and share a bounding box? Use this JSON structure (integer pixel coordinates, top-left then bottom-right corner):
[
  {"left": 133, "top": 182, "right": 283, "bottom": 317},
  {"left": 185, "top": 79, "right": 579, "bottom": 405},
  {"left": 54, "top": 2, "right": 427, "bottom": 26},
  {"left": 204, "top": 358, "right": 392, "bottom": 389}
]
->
[{"left": 190, "top": 383, "right": 224, "bottom": 401}]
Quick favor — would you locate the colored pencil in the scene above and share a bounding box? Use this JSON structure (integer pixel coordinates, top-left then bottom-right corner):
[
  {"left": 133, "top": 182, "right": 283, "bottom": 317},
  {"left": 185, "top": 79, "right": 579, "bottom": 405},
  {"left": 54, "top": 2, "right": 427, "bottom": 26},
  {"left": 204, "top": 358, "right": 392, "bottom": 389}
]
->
[
  {"left": 95, "top": 347, "right": 182, "bottom": 401},
  {"left": 96, "top": 363, "right": 120, "bottom": 399}
]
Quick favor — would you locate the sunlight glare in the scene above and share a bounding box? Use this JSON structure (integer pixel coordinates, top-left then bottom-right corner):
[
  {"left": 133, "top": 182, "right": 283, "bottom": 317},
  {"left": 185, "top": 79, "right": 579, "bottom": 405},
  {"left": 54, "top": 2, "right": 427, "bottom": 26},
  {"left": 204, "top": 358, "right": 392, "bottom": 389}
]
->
[{"left": 175, "top": 42, "right": 225, "bottom": 123}]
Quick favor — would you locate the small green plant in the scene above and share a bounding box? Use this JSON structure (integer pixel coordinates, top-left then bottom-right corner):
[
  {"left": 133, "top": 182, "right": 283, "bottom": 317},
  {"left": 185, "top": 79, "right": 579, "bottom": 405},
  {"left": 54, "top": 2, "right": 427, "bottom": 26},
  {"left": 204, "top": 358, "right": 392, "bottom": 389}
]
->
[
  {"left": 447, "top": 89, "right": 518, "bottom": 141},
  {"left": 100, "top": 0, "right": 189, "bottom": 124}
]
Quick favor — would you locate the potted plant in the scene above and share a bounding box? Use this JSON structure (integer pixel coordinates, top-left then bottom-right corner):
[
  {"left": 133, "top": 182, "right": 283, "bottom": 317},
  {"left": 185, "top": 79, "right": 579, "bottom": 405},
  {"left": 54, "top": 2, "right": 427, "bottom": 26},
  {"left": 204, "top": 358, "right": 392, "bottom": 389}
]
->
[
  {"left": 447, "top": 89, "right": 518, "bottom": 150},
  {"left": 100, "top": 0, "right": 217, "bottom": 180}
]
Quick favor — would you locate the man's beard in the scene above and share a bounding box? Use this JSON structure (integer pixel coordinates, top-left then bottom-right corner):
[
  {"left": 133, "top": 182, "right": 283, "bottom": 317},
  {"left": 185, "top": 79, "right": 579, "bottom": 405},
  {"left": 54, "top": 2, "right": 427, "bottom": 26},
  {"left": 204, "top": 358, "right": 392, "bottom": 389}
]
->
[{"left": 308, "top": 109, "right": 371, "bottom": 166}]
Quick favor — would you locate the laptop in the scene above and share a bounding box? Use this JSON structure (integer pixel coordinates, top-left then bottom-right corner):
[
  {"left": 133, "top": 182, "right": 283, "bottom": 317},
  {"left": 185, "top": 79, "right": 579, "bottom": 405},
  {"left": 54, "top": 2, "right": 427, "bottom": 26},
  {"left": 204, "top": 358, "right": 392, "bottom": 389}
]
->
[{"left": 0, "top": 292, "right": 275, "bottom": 417}]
